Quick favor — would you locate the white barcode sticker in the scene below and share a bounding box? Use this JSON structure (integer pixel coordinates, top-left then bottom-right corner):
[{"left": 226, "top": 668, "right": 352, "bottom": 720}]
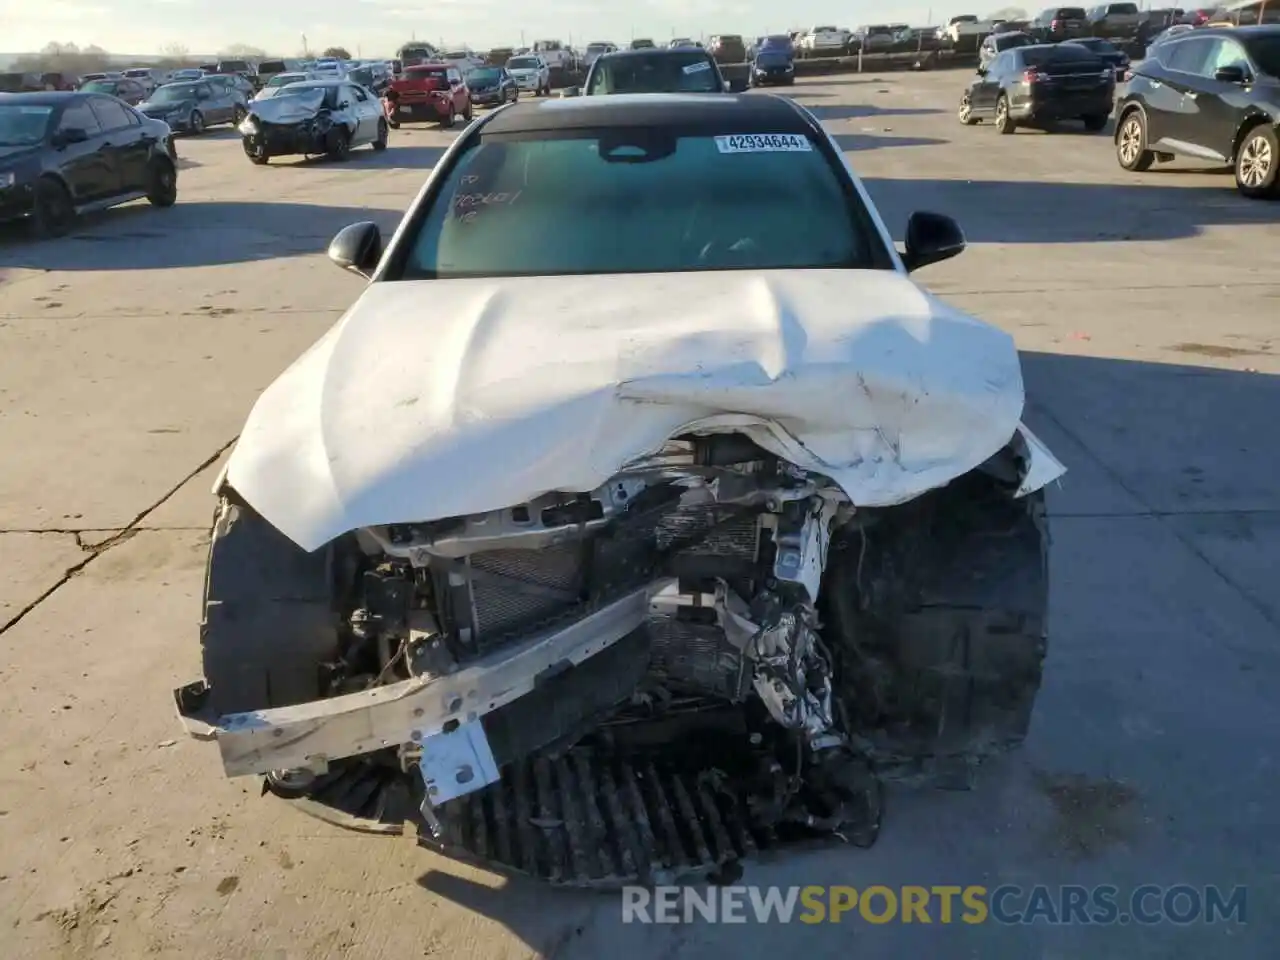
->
[
  {"left": 714, "top": 133, "right": 811, "bottom": 153},
  {"left": 682, "top": 60, "right": 712, "bottom": 73}
]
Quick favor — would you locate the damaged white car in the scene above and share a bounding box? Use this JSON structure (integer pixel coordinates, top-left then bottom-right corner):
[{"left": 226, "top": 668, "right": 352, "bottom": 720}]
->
[{"left": 174, "top": 93, "right": 1065, "bottom": 886}]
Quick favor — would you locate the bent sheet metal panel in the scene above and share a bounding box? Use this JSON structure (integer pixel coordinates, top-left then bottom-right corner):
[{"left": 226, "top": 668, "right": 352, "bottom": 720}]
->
[{"left": 225, "top": 269, "right": 1065, "bottom": 551}]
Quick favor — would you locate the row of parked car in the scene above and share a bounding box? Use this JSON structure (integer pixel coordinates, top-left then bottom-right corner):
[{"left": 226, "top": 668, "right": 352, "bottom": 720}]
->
[{"left": 957, "top": 24, "right": 1280, "bottom": 199}]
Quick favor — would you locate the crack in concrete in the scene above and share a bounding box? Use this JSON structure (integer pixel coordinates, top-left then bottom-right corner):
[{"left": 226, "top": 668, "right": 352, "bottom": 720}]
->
[
  {"left": 0, "top": 527, "right": 209, "bottom": 535},
  {"left": 1028, "top": 399, "right": 1280, "bottom": 631},
  {"left": 0, "top": 437, "right": 237, "bottom": 637}
]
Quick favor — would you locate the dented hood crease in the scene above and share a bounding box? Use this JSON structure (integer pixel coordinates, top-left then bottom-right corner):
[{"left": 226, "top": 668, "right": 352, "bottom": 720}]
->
[{"left": 225, "top": 270, "right": 1063, "bottom": 551}]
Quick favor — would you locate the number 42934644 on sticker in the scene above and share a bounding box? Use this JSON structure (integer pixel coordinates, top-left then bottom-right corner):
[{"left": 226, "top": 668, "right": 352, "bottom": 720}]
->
[{"left": 714, "top": 133, "right": 812, "bottom": 153}]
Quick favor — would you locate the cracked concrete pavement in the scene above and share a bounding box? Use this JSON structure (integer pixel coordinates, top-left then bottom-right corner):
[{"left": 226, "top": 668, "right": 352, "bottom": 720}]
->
[{"left": 0, "top": 73, "right": 1276, "bottom": 958}]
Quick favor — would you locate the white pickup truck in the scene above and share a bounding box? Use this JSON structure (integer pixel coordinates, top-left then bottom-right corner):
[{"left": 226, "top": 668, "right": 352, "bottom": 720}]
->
[
  {"left": 797, "top": 25, "right": 851, "bottom": 57},
  {"left": 532, "top": 40, "right": 574, "bottom": 70},
  {"left": 937, "top": 14, "right": 996, "bottom": 42}
]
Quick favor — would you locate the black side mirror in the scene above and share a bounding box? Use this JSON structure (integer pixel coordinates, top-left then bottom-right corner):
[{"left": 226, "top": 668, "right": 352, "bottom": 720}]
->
[
  {"left": 901, "top": 211, "right": 965, "bottom": 272},
  {"left": 53, "top": 127, "right": 88, "bottom": 147},
  {"left": 1213, "top": 65, "right": 1247, "bottom": 83},
  {"left": 328, "top": 221, "right": 382, "bottom": 278}
]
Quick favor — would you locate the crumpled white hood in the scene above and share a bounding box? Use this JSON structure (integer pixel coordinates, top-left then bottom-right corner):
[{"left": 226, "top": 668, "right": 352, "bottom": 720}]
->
[
  {"left": 248, "top": 89, "right": 326, "bottom": 122},
  {"left": 226, "top": 270, "right": 1064, "bottom": 551}
]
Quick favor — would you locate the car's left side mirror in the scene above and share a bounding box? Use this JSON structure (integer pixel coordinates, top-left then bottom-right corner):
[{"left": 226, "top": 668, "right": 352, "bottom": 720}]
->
[
  {"left": 901, "top": 211, "right": 965, "bottom": 272},
  {"left": 328, "top": 221, "right": 382, "bottom": 278},
  {"left": 1213, "top": 65, "right": 1247, "bottom": 83}
]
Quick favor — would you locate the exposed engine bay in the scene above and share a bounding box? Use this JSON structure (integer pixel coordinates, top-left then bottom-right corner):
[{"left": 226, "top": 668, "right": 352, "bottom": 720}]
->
[{"left": 177, "top": 429, "right": 1052, "bottom": 887}]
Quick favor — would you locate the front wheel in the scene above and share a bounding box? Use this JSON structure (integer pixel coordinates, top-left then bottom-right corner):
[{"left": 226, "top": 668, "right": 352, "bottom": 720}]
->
[
  {"left": 1235, "top": 125, "right": 1279, "bottom": 199},
  {"left": 326, "top": 127, "right": 351, "bottom": 161},
  {"left": 1115, "top": 110, "right": 1154, "bottom": 171},
  {"left": 145, "top": 158, "right": 177, "bottom": 207},
  {"left": 243, "top": 136, "right": 270, "bottom": 164},
  {"left": 993, "top": 94, "right": 1016, "bottom": 134},
  {"left": 958, "top": 92, "right": 978, "bottom": 125},
  {"left": 439, "top": 105, "right": 456, "bottom": 128},
  {"left": 189, "top": 110, "right": 205, "bottom": 135},
  {"left": 372, "top": 119, "right": 388, "bottom": 151},
  {"left": 29, "top": 177, "right": 75, "bottom": 239}
]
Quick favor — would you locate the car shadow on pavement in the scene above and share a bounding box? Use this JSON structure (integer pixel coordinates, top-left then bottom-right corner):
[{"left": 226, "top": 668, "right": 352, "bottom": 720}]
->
[
  {"left": 405, "top": 351, "right": 1280, "bottom": 960},
  {"left": 807, "top": 104, "right": 944, "bottom": 121},
  {"left": 862, "top": 177, "right": 1277, "bottom": 242},
  {"left": 0, "top": 201, "right": 403, "bottom": 269},
  {"left": 833, "top": 134, "right": 950, "bottom": 151},
  {"left": 273, "top": 144, "right": 449, "bottom": 171}
]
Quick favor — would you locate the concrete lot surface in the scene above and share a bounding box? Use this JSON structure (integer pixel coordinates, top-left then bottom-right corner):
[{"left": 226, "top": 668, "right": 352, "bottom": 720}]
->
[{"left": 1, "top": 72, "right": 1276, "bottom": 958}]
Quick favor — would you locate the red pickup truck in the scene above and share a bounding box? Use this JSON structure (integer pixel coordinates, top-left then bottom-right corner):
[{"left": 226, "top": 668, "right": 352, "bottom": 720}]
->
[{"left": 383, "top": 63, "right": 473, "bottom": 128}]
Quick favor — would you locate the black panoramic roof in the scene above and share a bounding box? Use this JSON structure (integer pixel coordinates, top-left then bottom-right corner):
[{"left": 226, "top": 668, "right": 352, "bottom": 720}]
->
[{"left": 479, "top": 93, "right": 813, "bottom": 135}]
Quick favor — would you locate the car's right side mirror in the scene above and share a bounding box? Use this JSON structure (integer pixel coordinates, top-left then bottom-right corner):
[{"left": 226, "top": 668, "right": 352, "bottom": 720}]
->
[
  {"left": 328, "top": 221, "right": 382, "bottom": 278},
  {"left": 901, "top": 211, "right": 965, "bottom": 272},
  {"left": 52, "top": 127, "right": 88, "bottom": 147},
  {"left": 1213, "top": 65, "right": 1247, "bottom": 83}
]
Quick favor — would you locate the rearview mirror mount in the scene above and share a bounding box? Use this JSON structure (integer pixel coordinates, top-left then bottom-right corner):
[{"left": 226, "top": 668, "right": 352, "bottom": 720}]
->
[
  {"left": 901, "top": 211, "right": 965, "bottom": 272},
  {"left": 328, "top": 221, "right": 382, "bottom": 278}
]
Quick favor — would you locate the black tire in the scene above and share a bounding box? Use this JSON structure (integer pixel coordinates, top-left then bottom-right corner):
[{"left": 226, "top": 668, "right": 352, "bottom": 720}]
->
[
  {"left": 144, "top": 157, "right": 177, "bottom": 207},
  {"left": 439, "top": 104, "right": 456, "bottom": 128},
  {"left": 1115, "top": 109, "right": 1154, "bottom": 171},
  {"left": 1081, "top": 112, "right": 1108, "bottom": 132},
  {"left": 463, "top": 100, "right": 473, "bottom": 122},
  {"left": 189, "top": 110, "right": 205, "bottom": 135},
  {"left": 822, "top": 469, "right": 1049, "bottom": 786},
  {"left": 29, "top": 177, "right": 75, "bottom": 239},
  {"left": 386, "top": 115, "right": 400, "bottom": 129},
  {"left": 199, "top": 498, "right": 341, "bottom": 716},
  {"left": 993, "top": 94, "right": 1016, "bottom": 134},
  {"left": 958, "top": 92, "right": 978, "bottom": 125},
  {"left": 243, "top": 135, "right": 270, "bottom": 164},
  {"left": 1234, "top": 124, "right": 1280, "bottom": 199},
  {"left": 326, "top": 126, "right": 351, "bottom": 160},
  {"left": 372, "top": 119, "right": 388, "bottom": 151},
  {"left": 232, "top": 104, "right": 247, "bottom": 125}
]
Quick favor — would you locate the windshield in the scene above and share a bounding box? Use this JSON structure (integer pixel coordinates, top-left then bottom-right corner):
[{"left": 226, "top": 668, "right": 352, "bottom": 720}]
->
[
  {"left": 1243, "top": 34, "right": 1280, "bottom": 74},
  {"left": 0, "top": 104, "right": 53, "bottom": 145},
  {"left": 220, "top": 60, "right": 250, "bottom": 72},
  {"left": 151, "top": 84, "right": 199, "bottom": 102},
  {"left": 762, "top": 35, "right": 792, "bottom": 46},
  {"left": 469, "top": 67, "right": 502, "bottom": 82},
  {"left": 124, "top": 69, "right": 150, "bottom": 77},
  {"left": 757, "top": 49, "right": 793, "bottom": 63},
  {"left": 508, "top": 57, "right": 540, "bottom": 68},
  {"left": 588, "top": 53, "right": 720, "bottom": 93},
  {"left": 398, "top": 130, "right": 881, "bottom": 279},
  {"left": 587, "top": 43, "right": 610, "bottom": 52},
  {"left": 81, "top": 80, "right": 118, "bottom": 93},
  {"left": 260, "top": 60, "right": 287, "bottom": 72}
]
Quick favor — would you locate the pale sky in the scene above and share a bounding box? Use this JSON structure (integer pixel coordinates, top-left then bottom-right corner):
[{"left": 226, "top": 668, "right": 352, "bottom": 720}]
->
[{"left": 1, "top": 0, "right": 990, "bottom": 57}]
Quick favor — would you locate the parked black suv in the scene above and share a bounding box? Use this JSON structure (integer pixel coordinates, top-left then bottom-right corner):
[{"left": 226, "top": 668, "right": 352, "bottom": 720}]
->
[
  {"left": 0, "top": 92, "right": 178, "bottom": 237},
  {"left": 958, "top": 43, "right": 1115, "bottom": 133},
  {"left": 1115, "top": 25, "right": 1280, "bottom": 197},
  {"left": 1088, "top": 2, "right": 1142, "bottom": 38},
  {"left": 1029, "top": 7, "right": 1091, "bottom": 40}
]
